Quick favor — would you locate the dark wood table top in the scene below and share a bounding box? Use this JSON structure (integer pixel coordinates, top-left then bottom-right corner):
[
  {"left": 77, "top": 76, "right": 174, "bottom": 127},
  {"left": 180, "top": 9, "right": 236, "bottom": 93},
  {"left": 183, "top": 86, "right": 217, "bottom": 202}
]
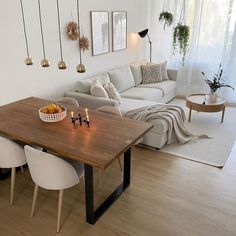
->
[{"left": 0, "top": 97, "right": 153, "bottom": 169}]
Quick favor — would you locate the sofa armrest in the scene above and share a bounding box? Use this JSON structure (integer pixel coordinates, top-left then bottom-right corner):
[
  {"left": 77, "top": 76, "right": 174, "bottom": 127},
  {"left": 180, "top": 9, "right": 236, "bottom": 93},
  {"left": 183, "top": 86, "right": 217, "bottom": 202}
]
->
[
  {"left": 64, "top": 91, "right": 119, "bottom": 109},
  {"left": 167, "top": 69, "right": 178, "bottom": 81}
]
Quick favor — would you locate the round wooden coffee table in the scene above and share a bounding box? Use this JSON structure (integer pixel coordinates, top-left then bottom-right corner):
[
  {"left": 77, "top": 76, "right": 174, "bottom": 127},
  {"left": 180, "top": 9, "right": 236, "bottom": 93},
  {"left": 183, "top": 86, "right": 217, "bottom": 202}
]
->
[{"left": 186, "top": 94, "right": 226, "bottom": 123}]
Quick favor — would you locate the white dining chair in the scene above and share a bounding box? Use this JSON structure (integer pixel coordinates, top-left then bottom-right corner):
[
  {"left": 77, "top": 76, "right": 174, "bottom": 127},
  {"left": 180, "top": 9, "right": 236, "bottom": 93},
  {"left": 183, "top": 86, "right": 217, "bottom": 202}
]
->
[
  {"left": 0, "top": 136, "right": 27, "bottom": 206},
  {"left": 96, "top": 106, "right": 123, "bottom": 189},
  {"left": 24, "top": 145, "right": 84, "bottom": 233}
]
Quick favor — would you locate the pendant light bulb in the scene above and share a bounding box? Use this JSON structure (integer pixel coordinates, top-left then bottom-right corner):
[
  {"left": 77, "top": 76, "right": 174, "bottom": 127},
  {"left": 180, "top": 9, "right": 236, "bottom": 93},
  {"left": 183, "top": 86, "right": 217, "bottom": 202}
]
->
[
  {"left": 76, "top": 63, "right": 86, "bottom": 73},
  {"left": 25, "top": 57, "right": 33, "bottom": 66},
  {"left": 20, "top": 0, "right": 33, "bottom": 66},
  {"left": 58, "top": 60, "right": 67, "bottom": 70},
  {"left": 41, "top": 59, "right": 50, "bottom": 68}
]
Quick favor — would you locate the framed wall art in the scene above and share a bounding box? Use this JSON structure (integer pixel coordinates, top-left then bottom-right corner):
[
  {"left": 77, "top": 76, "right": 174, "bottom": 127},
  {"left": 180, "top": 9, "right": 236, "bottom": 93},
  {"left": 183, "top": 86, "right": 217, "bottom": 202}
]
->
[
  {"left": 112, "top": 11, "right": 127, "bottom": 51},
  {"left": 90, "top": 11, "right": 110, "bottom": 56}
]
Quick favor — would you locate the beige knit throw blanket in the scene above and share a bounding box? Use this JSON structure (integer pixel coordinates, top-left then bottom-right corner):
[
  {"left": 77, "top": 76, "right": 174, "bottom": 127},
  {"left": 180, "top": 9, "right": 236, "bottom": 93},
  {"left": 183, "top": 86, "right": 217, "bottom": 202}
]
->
[{"left": 125, "top": 104, "right": 210, "bottom": 144}]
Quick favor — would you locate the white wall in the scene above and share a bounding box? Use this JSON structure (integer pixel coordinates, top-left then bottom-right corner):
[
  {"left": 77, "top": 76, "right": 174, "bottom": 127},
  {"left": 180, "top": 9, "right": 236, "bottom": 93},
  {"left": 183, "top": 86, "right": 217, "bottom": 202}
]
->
[{"left": 0, "top": 0, "right": 146, "bottom": 105}]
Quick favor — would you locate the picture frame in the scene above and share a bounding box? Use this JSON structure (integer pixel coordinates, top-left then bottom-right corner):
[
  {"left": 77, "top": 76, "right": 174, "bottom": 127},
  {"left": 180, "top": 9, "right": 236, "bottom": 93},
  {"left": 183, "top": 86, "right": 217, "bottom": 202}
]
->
[
  {"left": 90, "top": 11, "right": 110, "bottom": 56},
  {"left": 112, "top": 11, "right": 127, "bottom": 52}
]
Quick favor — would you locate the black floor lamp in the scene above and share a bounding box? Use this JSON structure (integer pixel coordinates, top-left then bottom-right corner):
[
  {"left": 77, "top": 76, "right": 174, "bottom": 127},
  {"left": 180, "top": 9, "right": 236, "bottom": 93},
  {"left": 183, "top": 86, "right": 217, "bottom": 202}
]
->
[{"left": 138, "top": 29, "right": 152, "bottom": 63}]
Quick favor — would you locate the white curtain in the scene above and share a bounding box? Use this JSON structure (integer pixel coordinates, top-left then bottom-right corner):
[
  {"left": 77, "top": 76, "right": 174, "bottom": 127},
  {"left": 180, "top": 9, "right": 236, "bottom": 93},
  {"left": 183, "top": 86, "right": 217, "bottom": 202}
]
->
[{"left": 147, "top": 0, "right": 236, "bottom": 103}]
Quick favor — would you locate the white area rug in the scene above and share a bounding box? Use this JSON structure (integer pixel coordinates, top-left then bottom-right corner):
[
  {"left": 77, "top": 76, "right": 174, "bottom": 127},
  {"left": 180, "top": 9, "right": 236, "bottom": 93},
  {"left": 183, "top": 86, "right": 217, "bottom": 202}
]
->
[{"left": 161, "top": 99, "right": 236, "bottom": 167}]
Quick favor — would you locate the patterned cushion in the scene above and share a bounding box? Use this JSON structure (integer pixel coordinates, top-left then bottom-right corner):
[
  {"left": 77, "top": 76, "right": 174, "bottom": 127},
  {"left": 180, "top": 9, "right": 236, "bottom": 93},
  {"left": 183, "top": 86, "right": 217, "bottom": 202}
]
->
[
  {"left": 104, "top": 83, "right": 122, "bottom": 103},
  {"left": 141, "top": 64, "right": 162, "bottom": 84}
]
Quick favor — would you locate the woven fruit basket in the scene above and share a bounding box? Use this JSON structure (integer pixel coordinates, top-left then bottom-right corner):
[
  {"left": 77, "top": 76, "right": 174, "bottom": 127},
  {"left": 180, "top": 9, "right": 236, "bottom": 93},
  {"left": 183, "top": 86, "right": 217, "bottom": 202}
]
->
[{"left": 39, "top": 105, "right": 67, "bottom": 123}]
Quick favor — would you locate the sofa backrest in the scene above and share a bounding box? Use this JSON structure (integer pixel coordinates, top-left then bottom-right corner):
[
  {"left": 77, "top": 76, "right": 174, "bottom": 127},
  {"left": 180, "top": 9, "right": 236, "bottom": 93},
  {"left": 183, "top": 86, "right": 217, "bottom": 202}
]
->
[
  {"left": 108, "top": 66, "right": 136, "bottom": 93},
  {"left": 130, "top": 60, "right": 147, "bottom": 86},
  {"left": 76, "top": 73, "right": 110, "bottom": 94}
]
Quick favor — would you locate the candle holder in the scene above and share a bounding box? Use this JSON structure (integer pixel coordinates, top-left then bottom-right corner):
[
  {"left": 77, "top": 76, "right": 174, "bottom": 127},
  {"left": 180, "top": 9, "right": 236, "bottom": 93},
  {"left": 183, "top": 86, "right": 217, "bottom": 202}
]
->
[{"left": 71, "top": 113, "right": 90, "bottom": 128}]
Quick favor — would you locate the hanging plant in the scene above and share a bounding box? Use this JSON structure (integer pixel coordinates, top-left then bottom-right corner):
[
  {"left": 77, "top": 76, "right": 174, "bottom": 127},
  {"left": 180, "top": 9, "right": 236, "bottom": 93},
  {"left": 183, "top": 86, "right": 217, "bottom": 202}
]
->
[
  {"left": 173, "top": 23, "right": 190, "bottom": 64},
  {"left": 159, "top": 0, "right": 173, "bottom": 30},
  {"left": 172, "top": 0, "right": 190, "bottom": 65},
  {"left": 159, "top": 11, "right": 173, "bottom": 30}
]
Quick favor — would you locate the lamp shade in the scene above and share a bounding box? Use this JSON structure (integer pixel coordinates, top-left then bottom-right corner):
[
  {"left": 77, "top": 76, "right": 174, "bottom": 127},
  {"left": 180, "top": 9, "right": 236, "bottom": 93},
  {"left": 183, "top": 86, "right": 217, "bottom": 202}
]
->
[{"left": 138, "top": 29, "right": 149, "bottom": 38}]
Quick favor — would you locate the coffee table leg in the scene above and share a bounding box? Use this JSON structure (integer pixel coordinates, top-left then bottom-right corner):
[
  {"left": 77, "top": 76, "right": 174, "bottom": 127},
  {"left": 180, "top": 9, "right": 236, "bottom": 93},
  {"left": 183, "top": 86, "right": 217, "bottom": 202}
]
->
[
  {"left": 188, "top": 107, "right": 192, "bottom": 122},
  {"left": 221, "top": 106, "right": 226, "bottom": 123}
]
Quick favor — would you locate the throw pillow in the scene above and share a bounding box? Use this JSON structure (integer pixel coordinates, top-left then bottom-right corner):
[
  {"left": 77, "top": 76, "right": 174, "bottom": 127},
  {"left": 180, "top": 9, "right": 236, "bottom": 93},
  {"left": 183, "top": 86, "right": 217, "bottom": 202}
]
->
[
  {"left": 130, "top": 60, "right": 147, "bottom": 86},
  {"left": 104, "top": 82, "right": 122, "bottom": 103},
  {"left": 141, "top": 64, "right": 162, "bottom": 84},
  {"left": 160, "top": 61, "right": 169, "bottom": 81},
  {"left": 90, "top": 80, "right": 109, "bottom": 98}
]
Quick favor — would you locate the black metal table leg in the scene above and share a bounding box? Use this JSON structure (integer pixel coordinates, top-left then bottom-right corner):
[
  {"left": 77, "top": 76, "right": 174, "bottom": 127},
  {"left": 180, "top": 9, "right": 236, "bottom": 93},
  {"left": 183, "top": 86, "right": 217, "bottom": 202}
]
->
[{"left": 84, "top": 148, "right": 131, "bottom": 225}]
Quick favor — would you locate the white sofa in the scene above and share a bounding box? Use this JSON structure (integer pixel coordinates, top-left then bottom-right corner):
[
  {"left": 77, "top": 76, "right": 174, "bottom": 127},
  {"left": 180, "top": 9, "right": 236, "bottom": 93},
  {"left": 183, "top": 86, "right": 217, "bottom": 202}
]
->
[{"left": 65, "top": 61, "right": 178, "bottom": 149}]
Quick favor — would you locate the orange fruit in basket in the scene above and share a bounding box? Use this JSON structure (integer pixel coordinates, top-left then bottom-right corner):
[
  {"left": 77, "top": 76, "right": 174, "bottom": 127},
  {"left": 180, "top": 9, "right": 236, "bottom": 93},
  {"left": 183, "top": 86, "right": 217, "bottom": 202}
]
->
[
  {"left": 41, "top": 108, "right": 49, "bottom": 114},
  {"left": 48, "top": 103, "right": 57, "bottom": 111},
  {"left": 56, "top": 106, "right": 63, "bottom": 113}
]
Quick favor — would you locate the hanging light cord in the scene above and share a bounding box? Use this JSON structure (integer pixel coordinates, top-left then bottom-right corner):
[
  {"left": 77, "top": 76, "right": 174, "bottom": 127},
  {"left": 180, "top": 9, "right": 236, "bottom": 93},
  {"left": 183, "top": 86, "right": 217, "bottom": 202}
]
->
[
  {"left": 76, "top": 0, "right": 82, "bottom": 63},
  {"left": 38, "top": 0, "right": 46, "bottom": 59},
  {"left": 179, "top": 0, "right": 186, "bottom": 24},
  {"left": 56, "top": 0, "right": 63, "bottom": 61},
  {"left": 20, "top": 0, "right": 30, "bottom": 58}
]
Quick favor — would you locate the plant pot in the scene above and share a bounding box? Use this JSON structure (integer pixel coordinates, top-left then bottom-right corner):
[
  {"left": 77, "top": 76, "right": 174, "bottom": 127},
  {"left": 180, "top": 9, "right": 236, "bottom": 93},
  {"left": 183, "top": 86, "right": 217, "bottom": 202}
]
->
[{"left": 206, "top": 93, "right": 218, "bottom": 102}]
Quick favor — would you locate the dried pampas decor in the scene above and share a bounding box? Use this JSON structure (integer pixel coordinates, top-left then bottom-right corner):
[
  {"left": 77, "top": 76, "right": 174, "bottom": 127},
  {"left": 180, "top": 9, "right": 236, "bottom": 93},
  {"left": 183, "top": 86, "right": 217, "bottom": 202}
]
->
[
  {"left": 67, "top": 22, "right": 79, "bottom": 41},
  {"left": 80, "top": 36, "right": 90, "bottom": 51}
]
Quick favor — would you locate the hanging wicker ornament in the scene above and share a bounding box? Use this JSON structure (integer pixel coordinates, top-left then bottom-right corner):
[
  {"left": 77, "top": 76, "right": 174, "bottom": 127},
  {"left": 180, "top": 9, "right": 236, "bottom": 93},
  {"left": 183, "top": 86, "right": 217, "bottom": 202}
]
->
[
  {"left": 20, "top": 0, "right": 33, "bottom": 66},
  {"left": 67, "top": 22, "right": 79, "bottom": 41},
  {"left": 56, "top": 0, "right": 67, "bottom": 70},
  {"left": 80, "top": 36, "right": 90, "bottom": 52},
  {"left": 76, "top": 0, "right": 86, "bottom": 73},
  {"left": 37, "top": 0, "right": 50, "bottom": 68}
]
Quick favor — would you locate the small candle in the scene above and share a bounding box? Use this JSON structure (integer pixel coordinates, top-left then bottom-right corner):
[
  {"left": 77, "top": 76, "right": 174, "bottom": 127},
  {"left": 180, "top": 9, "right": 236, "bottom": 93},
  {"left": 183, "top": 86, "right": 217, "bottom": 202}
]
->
[
  {"left": 85, "top": 108, "right": 89, "bottom": 122},
  {"left": 71, "top": 111, "right": 74, "bottom": 118}
]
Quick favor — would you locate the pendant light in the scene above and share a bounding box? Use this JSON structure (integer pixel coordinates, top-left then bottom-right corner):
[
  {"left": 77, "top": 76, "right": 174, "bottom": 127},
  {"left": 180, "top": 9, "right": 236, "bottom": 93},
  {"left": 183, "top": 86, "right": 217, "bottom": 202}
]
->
[
  {"left": 20, "top": 0, "right": 33, "bottom": 66},
  {"left": 37, "top": 0, "right": 50, "bottom": 68},
  {"left": 56, "top": 0, "right": 67, "bottom": 70},
  {"left": 76, "top": 0, "right": 86, "bottom": 73}
]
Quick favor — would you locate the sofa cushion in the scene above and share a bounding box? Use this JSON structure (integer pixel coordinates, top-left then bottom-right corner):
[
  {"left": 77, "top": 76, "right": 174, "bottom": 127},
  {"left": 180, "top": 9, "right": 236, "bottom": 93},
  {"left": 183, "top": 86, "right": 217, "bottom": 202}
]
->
[
  {"left": 108, "top": 66, "right": 136, "bottom": 93},
  {"left": 141, "top": 64, "right": 162, "bottom": 84},
  {"left": 104, "top": 82, "right": 122, "bottom": 103},
  {"left": 120, "top": 87, "right": 163, "bottom": 102},
  {"left": 90, "top": 80, "right": 109, "bottom": 98},
  {"left": 160, "top": 61, "right": 169, "bottom": 81},
  {"left": 138, "top": 80, "right": 177, "bottom": 97},
  {"left": 77, "top": 73, "right": 110, "bottom": 94},
  {"left": 130, "top": 60, "right": 147, "bottom": 86}
]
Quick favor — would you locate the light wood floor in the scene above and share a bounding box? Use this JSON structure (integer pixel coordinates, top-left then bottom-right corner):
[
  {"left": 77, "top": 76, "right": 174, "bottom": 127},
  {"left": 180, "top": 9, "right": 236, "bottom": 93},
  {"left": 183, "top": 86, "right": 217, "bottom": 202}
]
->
[{"left": 0, "top": 145, "right": 236, "bottom": 236}]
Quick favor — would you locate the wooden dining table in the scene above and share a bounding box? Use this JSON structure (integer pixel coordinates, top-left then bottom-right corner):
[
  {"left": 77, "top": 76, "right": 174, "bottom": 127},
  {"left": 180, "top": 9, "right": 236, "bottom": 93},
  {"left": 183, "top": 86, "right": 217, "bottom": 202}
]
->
[{"left": 0, "top": 97, "right": 153, "bottom": 225}]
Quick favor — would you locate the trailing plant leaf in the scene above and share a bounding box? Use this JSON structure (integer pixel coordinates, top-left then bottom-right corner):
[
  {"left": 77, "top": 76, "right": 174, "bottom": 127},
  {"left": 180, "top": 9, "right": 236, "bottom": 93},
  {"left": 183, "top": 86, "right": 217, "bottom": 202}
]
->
[
  {"left": 201, "top": 64, "right": 234, "bottom": 93},
  {"left": 159, "top": 11, "right": 173, "bottom": 30},
  {"left": 173, "top": 23, "right": 190, "bottom": 65}
]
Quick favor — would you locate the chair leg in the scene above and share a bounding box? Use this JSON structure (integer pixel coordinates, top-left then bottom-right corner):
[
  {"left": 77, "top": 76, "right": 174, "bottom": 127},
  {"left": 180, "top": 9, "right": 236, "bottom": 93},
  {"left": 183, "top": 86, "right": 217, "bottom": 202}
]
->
[
  {"left": 57, "top": 190, "right": 64, "bottom": 233},
  {"left": 99, "top": 170, "right": 102, "bottom": 190},
  {"left": 118, "top": 157, "right": 123, "bottom": 171},
  {"left": 10, "top": 167, "right": 16, "bottom": 206},
  {"left": 31, "top": 184, "right": 38, "bottom": 217}
]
